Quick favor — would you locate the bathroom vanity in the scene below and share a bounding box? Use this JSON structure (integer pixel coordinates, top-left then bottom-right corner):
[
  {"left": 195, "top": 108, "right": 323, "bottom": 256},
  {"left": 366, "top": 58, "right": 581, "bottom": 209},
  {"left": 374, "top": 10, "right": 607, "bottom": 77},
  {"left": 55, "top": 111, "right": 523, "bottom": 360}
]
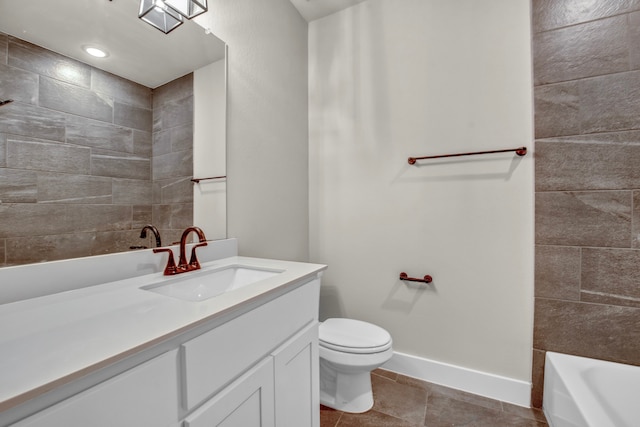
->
[{"left": 0, "top": 239, "right": 326, "bottom": 427}]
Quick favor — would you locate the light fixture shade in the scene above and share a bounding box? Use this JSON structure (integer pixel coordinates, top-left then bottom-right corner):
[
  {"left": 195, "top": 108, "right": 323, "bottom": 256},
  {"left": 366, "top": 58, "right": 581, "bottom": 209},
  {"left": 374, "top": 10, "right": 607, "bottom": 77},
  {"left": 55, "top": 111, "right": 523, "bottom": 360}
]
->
[
  {"left": 164, "top": 0, "right": 207, "bottom": 19},
  {"left": 139, "top": 0, "right": 184, "bottom": 34}
]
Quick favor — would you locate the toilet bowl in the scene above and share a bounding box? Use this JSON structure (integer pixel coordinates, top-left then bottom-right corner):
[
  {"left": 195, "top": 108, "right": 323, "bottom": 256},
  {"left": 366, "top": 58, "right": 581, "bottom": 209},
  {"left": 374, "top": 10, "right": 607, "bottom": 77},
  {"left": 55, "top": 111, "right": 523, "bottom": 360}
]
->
[{"left": 319, "top": 318, "right": 393, "bottom": 413}]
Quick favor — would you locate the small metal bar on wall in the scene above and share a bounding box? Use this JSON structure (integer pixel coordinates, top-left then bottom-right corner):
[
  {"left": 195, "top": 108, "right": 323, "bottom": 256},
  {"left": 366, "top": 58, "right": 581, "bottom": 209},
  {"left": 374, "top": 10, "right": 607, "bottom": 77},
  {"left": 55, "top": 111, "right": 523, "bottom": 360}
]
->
[
  {"left": 191, "top": 175, "right": 227, "bottom": 183},
  {"left": 408, "top": 146, "right": 527, "bottom": 165},
  {"left": 399, "top": 272, "right": 433, "bottom": 284}
]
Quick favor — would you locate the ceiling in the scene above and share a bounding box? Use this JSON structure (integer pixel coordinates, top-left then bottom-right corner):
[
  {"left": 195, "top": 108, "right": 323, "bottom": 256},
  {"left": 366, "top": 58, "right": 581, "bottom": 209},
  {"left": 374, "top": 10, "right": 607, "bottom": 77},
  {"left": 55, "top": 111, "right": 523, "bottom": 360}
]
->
[
  {"left": 0, "top": 0, "right": 225, "bottom": 88},
  {"left": 288, "top": 0, "right": 368, "bottom": 22}
]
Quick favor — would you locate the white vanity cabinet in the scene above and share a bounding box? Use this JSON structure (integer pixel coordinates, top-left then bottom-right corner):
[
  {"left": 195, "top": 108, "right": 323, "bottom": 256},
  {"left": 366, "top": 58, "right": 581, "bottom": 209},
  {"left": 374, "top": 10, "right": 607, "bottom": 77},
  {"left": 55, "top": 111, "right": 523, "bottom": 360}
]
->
[
  {"left": 7, "top": 277, "right": 321, "bottom": 427},
  {"left": 184, "top": 357, "right": 276, "bottom": 427},
  {"left": 184, "top": 322, "right": 319, "bottom": 427},
  {"left": 182, "top": 279, "right": 320, "bottom": 427},
  {"left": 13, "top": 350, "right": 181, "bottom": 427}
]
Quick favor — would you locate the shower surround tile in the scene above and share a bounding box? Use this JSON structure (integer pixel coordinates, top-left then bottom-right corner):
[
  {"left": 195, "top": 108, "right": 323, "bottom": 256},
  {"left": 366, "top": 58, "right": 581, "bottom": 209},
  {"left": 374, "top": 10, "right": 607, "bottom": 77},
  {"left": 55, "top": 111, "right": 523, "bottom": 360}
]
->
[
  {"left": 535, "top": 138, "right": 640, "bottom": 191},
  {"left": 156, "top": 177, "right": 194, "bottom": 204},
  {"left": 152, "top": 150, "right": 193, "bottom": 180},
  {"left": 535, "top": 191, "right": 632, "bottom": 247},
  {"left": 66, "top": 205, "right": 132, "bottom": 232},
  {"left": 533, "top": 1, "right": 640, "bottom": 407},
  {"left": 0, "top": 101, "right": 66, "bottom": 141},
  {"left": 630, "top": 11, "right": 640, "bottom": 70},
  {"left": 534, "top": 245, "right": 580, "bottom": 300},
  {"left": 7, "top": 137, "right": 91, "bottom": 174},
  {"left": 153, "top": 123, "right": 194, "bottom": 155},
  {"left": 114, "top": 102, "right": 152, "bottom": 132},
  {"left": 92, "top": 230, "right": 144, "bottom": 255},
  {"left": 0, "top": 33, "right": 7, "bottom": 65},
  {"left": 39, "top": 76, "right": 113, "bottom": 123},
  {"left": 581, "top": 248, "right": 640, "bottom": 308},
  {"left": 90, "top": 151, "right": 150, "bottom": 180},
  {"left": 37, "top": 172, "right": 112, "bottom": 204},
  {"left": 530, "top": 350, "right": 546, "bottom": 409},
  {"left": 0, "top": 204, "right": 69, "bottom": 238},
  {"left": 0, "top": 63, "right": 38, "bottom": 105},
  {"left": 152, "top": 203, "right": 193, "bottom": 230},
  {"left": 112, "top": 179, "right": 152, "bottom": 205},
  {"left": 531, "top": 0, "right": 640, "bottom": 33},
  {"left": 579, "top": 71, "right": 640, "bottom": 133},
  {"left": 0, "top": 133, "right": 6, "bottom": 167},
  {"left": 533, "top": 82, "right": 580, "bottom": 138},
  {"left": 534, "top": 298, "right": 640, "bottom": 366},
  {"left": 133, "top": 130, "right": 152, "bottom": 156},
  {"left": 154, "top": 96, "right": 194, "bottom": 131},
  {"left": 91, "top": 68, "right": 152, "bottom": 109},
  {"left": 533, "top": 15, "right": 630, "bottom": 85},
  {"left": 8, "top": 37, "right": 91, "bottom": 88},
  {"left": 152, "top": 73, "right": 193, "bottom": 109},
  {"left": 5, "top": 233, "right": 95, "bottom": 265},
  {"left": 132, "top": 205, "right": 152, "bottom": 229},
  {"left": 66, "top": 115, "right": 135, "bottom": 153},
  {"left": 0, "top": 169, "right": 37, "bottom": 203}
]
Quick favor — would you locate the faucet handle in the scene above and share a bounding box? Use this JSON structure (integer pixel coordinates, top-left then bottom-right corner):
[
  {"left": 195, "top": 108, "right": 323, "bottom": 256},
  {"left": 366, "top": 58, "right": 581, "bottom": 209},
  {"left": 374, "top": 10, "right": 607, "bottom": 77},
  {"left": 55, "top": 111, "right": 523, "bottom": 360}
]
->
[
  {"left": 188, "top": 241, "right": 208, "bottom": 270},
  {"left": 153, "top": 248, "right": 178, "bottom": 275}
]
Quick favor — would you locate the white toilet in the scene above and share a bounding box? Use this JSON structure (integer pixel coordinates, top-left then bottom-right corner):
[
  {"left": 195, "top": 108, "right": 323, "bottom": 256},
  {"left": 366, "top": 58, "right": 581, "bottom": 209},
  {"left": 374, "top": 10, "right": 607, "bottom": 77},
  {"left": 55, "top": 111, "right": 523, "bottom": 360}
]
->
[{"left": 319, "top": 318, "right": 393, "bottom": 413}]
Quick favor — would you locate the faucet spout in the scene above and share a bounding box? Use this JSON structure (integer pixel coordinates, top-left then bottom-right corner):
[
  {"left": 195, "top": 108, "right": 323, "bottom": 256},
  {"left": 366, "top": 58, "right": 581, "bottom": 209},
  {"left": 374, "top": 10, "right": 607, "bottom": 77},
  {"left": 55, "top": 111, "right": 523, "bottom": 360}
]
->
[
  {"left": 140, "top": 224, "right": 162, "bottom": 247},
  {"left": 177, "top": 226, "right": 208, "bottom": 273},
  {"left": 154, "top": 226, "right": 207, "bottom": 276}
]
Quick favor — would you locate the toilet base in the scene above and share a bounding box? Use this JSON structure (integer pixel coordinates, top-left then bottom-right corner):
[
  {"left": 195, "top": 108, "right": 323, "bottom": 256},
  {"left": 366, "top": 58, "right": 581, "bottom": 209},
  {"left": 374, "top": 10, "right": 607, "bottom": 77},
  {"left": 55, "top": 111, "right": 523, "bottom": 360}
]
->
[{"left": 319, "top": 359, "right": 374, "bottom": 413}]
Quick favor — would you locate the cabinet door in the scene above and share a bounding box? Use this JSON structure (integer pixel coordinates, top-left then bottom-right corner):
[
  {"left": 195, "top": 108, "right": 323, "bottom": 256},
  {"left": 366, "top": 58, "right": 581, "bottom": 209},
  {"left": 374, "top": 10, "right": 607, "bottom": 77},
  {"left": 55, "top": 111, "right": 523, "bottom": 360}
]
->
[
  {"left": 14, "top": 350, "right": 180, "bottom": 427},
  {"left": 184, "top": 357, "right": 275, "bottom": 427},
  {"left": 181, "top": 280, "right": 319, "bottom": 410},
  {"left": 272, "top": 322, "right": 319, "bottom": 427}
]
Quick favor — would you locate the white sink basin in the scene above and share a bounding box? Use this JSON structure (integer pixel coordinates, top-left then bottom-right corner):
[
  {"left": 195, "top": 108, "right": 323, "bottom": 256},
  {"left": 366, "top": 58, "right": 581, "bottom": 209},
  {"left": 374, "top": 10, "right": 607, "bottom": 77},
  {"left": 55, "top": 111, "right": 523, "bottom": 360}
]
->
[{"left": 141, "top": 265, "right": 283, "bottom": 301}]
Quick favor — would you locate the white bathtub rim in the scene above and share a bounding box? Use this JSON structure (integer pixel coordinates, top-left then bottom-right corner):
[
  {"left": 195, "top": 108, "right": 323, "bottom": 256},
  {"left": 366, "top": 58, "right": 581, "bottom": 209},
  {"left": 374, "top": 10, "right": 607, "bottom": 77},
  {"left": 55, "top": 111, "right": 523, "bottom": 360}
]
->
[{"left": 544, "top": 351, "right": 638, "bottom": 427}]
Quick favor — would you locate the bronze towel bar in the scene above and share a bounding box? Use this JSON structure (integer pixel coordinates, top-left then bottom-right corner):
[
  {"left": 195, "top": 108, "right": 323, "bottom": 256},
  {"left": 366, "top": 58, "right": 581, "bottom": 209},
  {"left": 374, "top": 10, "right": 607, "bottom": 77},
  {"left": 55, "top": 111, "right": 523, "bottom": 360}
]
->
[
  {"left": 191, "top": 175, "right": 227, "bottom": 183},
  {"left": 399, "top": 272, "right": 433, "bottom": 284},
  {"left": 408, "top": 146, "right": 527, "bottom": 165}
]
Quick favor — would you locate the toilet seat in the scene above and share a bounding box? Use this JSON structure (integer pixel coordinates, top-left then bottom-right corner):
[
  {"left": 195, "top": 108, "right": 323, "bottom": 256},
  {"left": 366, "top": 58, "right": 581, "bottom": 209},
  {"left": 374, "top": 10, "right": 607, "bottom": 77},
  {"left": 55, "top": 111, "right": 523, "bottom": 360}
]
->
[{"left": 320, "top": 318, "right": 392, "bottom": 354}]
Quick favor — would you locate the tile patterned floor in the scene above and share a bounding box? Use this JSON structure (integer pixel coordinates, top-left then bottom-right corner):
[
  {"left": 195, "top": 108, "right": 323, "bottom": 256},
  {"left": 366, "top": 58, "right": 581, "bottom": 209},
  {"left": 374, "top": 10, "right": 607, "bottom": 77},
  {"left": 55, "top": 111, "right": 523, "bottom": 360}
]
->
[{"left": 320, "top": 369, "right": 548, "bottom": 427}]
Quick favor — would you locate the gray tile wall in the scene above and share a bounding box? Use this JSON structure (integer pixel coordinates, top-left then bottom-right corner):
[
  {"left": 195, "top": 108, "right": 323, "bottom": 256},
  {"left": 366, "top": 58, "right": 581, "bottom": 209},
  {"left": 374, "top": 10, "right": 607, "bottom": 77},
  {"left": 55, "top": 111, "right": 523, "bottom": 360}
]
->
[
  {"left": 151, "top": 73, "right": 194, "bottom": 245},
  {"left": 532, "top": 0, "right": 640, "bottom": 407},
  {"left": 0, "top": 34, "right": 194, "bottom": 265}
]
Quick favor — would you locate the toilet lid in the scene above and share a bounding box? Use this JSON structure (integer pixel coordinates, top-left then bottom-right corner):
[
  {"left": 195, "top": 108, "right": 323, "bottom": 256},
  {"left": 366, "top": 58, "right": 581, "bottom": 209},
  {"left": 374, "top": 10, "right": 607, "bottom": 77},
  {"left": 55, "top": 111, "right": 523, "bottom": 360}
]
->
[{"left": 320, "top": 318, "right": 392, "bottom": 354}]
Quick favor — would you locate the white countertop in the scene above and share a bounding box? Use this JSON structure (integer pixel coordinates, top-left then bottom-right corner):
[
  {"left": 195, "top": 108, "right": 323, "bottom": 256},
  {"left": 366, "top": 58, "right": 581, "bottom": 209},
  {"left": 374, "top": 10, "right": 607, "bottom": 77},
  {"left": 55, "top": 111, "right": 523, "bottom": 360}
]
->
[{"left": 0, "top": 256, "right": 326, "bottom": 412}]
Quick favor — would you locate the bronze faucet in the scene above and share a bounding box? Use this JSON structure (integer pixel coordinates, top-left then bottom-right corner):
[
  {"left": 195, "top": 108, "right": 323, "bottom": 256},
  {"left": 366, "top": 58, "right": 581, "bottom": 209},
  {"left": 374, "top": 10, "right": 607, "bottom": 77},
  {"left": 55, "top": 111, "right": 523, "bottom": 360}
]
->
[
  {"left": 153, "top": 226, "right": 208, "bottom": 276},
  {"left": 140, "top": 224, "right": 162, "bottom": 247}
]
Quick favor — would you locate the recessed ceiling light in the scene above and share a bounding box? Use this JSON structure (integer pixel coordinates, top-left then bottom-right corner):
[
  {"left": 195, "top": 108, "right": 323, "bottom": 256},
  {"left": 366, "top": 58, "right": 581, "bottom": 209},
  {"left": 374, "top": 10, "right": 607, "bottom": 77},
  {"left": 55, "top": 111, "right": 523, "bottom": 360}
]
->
[{"left": 83, "top": 46, "right": 109, "bottom": 58}]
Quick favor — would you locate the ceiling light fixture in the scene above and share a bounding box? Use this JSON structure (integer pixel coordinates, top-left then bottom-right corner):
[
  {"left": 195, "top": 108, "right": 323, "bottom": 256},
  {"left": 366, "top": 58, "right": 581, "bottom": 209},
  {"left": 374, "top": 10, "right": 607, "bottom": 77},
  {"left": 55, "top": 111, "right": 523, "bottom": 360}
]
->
[
  {"left": 83, "top": 46, "right": 109, "bottom": 58},
  {"left": 164, "top": 0, "right": 208, "bottom": 20},
  {"left": 139, "top": 0, "right": 184, "bottom": 34}
]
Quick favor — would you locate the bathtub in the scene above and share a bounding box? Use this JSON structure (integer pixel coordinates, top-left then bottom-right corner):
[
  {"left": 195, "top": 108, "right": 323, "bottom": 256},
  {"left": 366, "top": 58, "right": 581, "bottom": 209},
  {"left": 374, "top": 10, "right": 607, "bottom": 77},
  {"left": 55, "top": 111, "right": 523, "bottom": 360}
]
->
[{"left": 543, "top": 352, "right": 640, "bottom": 427}]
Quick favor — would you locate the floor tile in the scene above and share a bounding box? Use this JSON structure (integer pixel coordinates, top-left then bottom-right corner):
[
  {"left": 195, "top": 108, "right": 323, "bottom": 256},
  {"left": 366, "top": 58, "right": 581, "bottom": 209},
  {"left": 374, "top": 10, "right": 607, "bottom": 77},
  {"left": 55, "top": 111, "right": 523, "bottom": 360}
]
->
[
  {"left": 371, "top": 374, "right": 427, "bottom": 424},
  {"left": 320, "top": 405, "right": 342, "bottom": 427},
  {"left": 339, "top": 410, "right": 420, "bottom": 427},
  {"left": 320, "top": 370, "right": 548, "bottom": 427}
]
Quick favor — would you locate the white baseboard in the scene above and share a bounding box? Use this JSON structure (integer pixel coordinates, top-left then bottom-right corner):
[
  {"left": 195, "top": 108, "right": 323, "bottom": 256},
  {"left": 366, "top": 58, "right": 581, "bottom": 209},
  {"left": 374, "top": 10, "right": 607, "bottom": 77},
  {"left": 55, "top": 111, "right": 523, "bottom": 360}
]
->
[{"left": 382, "top": 351, "right": 532, "bottom": 407}]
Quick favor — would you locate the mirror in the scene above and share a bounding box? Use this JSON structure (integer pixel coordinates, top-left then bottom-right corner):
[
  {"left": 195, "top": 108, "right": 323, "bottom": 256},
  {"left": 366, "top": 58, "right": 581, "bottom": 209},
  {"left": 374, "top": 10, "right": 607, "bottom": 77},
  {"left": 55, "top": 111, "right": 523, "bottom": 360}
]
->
[{"left": 0, "top": 0, "right": 227, "bottom": 267}]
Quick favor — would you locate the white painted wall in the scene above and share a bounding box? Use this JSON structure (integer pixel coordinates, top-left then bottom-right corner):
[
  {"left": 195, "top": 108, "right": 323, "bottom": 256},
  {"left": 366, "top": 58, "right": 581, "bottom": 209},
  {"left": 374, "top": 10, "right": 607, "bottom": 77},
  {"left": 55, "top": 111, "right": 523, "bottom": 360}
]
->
[
  {"left": 194, "top": 58, "right": 227, "bottom": 240},
  {"left": 195, "top": 0, "right": 309, "bottom": 261},
  {"left": 309, "top": 0, "right": 534, "bottom": 383}
]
